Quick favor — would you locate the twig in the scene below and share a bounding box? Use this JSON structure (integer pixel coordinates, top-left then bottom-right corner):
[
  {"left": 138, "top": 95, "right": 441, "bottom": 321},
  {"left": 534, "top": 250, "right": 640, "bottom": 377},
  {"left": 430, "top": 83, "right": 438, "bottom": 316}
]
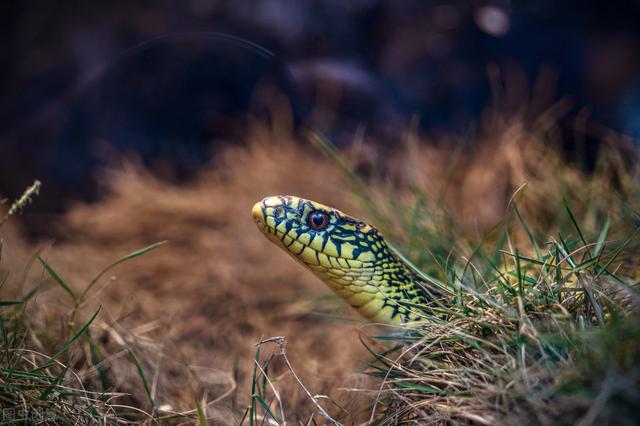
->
[
  {"left": 256, "top": 337, "right": 342, "bottom": 426},
  {"left": 253, "top": 359, "right": 286, "bottom": 425}
]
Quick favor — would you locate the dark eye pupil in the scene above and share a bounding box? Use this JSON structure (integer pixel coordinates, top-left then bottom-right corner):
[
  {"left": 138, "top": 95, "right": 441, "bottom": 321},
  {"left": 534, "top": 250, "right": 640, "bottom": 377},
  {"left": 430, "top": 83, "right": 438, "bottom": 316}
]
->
[
  {"left": 312, "top": 214, "right": 324, "bottom": 226},
  {"left": 309, "top": 211, "right": 328, "bottom": 230}
]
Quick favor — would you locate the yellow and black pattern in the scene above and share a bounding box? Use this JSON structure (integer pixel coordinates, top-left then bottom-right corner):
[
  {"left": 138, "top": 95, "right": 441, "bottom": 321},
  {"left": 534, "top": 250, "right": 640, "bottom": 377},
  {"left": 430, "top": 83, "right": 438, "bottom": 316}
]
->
[{"left": 251, "top": 195, "right": 437, "bottom": 324}]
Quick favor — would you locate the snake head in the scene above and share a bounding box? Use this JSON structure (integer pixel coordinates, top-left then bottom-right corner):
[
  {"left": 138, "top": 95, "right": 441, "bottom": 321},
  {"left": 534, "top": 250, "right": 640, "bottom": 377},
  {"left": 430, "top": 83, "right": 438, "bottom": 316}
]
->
[
  {"left": 252, "top": 195, "right": 431, "bottom": 324},
  {"left": 251, "top": 195, "right": 386, "bottom": 265}
]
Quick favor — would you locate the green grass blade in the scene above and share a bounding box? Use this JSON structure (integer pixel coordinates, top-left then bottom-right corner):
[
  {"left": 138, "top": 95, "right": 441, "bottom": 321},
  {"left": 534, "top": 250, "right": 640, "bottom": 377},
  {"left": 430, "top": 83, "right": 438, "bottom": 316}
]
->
[
  {"left": 79, "top": 241, "right": 167, "bottom": 303},
  {"left": 195, "top": 397, "right": 207, "bottom": 426},
  {"left": 20, "top": 287, "right": 39, "bottom": 304},
  {"left": 253, "top": 394, "right": 282, "bottom": 425},
  {"left": 249, "top": 342, "right": 261, "bottom": 426},
  {"left": 563, "top": 199, "right": 588, "bottom": 247},
  {"left": 393, "top": 380, "right": 446, "bottom": 395},
  {"left": 557, "top": 234, "right": 577, "bottom": 268},
  {"left": 593, "top": 215, "right": 610, "bottom": 257},
  {"left": 513, "top": 202, "right": 542, "bottom": 260},
  {"left": 87, "top": 331, "right": 109, "bottom": 391},
  {"left": 128, "top": 348, "right": 155, "bottom": 409},
  {"left": 0, "top": 316, "right": 7, "bottom": 353},
  {"left": 32, "top": 307, "right": 100, "bottom": 374},
  {"left": 595, "top": 226, "right": 640, "bottom": 279},
  {"left": 0, "top": 300, "right": 24, "bottom": 306},
  {"left": 38, "top": 256, "right": 77, "bottom": 303},
  {"left": 0, "top": 368, "right": 56, "bottom": 381},
  {"left": 53, "top": 307, "right": 100, "bottom": 361},
  {"left": 39, "top": 363, "right": 71, "bottom": 400}
]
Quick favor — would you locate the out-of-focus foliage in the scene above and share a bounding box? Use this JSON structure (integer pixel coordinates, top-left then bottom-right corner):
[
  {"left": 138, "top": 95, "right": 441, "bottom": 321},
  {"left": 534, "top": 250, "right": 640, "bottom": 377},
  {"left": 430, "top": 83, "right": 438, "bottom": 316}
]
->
[{"left": 2, "top": 1, "right": 640, "bottom": 224}]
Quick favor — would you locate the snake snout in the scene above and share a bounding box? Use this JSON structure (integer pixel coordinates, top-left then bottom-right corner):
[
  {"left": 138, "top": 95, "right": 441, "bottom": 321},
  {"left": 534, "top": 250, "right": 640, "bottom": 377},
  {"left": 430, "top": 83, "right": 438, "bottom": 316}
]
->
[
  {"left": 251, "top": 201, "right": 265, "bottom": 224},
  {"left": 252, "top": 196, "right": 289, "bottom": 231}
]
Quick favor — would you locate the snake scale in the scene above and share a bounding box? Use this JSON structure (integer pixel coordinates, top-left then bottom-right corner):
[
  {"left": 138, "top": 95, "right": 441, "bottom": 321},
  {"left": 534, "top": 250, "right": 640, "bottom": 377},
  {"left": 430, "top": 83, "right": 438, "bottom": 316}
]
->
[{"left": 252, "top": 195, "right": 441, "bottom": 324}]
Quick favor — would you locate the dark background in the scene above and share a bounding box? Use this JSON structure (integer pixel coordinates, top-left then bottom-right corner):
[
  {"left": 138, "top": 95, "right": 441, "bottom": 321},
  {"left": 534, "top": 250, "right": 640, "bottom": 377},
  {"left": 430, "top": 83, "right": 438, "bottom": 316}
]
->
[{"left": 1, "top": 0, "right": 640, "bottom": 220}]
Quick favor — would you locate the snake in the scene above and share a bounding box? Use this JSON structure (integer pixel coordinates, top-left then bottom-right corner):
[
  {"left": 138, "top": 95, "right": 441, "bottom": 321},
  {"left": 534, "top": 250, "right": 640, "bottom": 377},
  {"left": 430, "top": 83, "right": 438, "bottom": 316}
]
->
[{"left": 252, "top": 195, "right": 443, "bottom": 324}]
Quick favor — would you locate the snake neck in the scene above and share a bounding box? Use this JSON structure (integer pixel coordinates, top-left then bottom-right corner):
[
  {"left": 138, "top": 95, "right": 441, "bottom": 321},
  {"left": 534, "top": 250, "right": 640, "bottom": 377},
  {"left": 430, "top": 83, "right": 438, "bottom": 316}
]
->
[{"left": 299, "top": 243, "right": 431, "bottom": 324}]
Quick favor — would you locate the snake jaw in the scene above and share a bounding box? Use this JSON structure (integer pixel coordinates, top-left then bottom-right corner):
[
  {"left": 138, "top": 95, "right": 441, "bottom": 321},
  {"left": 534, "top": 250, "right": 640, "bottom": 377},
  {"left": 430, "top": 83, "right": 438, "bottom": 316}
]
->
[{"left": 252, "top": 195, "right": 432, "bottom": 325}]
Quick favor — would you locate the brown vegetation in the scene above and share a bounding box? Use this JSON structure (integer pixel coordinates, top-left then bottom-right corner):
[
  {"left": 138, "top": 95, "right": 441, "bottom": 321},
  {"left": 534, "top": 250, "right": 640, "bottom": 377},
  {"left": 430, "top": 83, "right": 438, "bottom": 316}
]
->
[
  {"left": 2, "top": 120, "right": 378, "bottom": 422},
  {"left": 2, "top": 104, "right": 638, "bottom": 423}
]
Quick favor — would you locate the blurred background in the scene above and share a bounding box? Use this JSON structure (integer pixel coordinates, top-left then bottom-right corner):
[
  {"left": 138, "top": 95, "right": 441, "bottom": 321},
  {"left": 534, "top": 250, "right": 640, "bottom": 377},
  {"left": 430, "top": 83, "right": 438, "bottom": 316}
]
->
[
  {"left": 2, "top": 1, "right": 640, "bottom": 422},
  {"left": 2, "top": 0, "right": 640, "bottom": 227}
]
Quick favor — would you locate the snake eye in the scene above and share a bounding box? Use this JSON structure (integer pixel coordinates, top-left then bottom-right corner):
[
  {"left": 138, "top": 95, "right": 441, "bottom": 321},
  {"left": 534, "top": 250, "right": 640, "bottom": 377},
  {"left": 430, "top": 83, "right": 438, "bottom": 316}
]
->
[{"left": 308, "top": 210, "right": 329, "bottom": 231}]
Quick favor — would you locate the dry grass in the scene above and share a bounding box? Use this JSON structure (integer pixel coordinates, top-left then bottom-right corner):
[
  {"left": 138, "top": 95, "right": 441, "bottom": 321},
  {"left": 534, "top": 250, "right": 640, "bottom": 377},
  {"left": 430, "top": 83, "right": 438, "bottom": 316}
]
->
[
  {"left": 1, "top": 100, "right": 639, "bottom": 424},
  {"left": 1, "top": 119, "right": 378, "bottom": 423},
  {"left": 316, "top": 104, "right": 640, "bottom": 424}
]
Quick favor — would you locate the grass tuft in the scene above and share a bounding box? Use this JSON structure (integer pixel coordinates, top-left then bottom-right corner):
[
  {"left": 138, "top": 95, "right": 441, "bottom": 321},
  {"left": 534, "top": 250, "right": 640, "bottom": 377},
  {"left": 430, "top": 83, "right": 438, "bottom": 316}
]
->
[
  {"left": 310, "top": 124, "right": 640, "bottom": 424},
  {"left": 0, "top": 184, "right": 175, "bottom": 424},
  {"left": 2, "top": 109, "right": 639, "bottom": 424}
]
